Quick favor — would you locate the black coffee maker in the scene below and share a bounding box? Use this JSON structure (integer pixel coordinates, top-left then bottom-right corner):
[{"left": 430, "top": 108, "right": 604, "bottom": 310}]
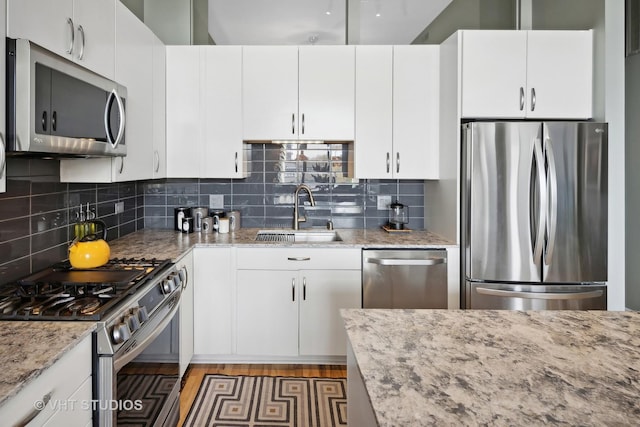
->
[{"left": 387, "top": 200, "right": 409, "bottom": 230}]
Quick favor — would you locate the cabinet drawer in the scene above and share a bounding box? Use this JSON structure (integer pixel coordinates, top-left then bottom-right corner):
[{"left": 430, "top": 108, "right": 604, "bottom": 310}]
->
[
  {"left": 0, "top": 335, "right": 92, "bottom": 426},
  {"left": 237, "top": 247, "right": 361, "bottom": 270}
]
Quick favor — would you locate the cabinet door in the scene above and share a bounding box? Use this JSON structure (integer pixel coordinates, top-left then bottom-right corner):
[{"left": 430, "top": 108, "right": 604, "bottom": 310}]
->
[
  {"left": 166, "top": 46, "right": 201, "bottom": 177},
  {"left": 72, "top": 0, "right": 115, "bottom": 79},
  {"left": 299, "top": 270, "right": 361, "bottom": 356},
  {"left": 201, "top": 46, "right": 247, "bottom": 178},
  {"left": 393, "top": 45, "right": 440, "bottom": 179},
  {"left": 526, "top": 30, "right": 593, "bottom": 119},
  {"left": 242, "top": 46, "right": 299, "bottom": 141},
  {"left": 152, "top": 38, "right": 166, "bottom": 179},
  {"left": 236, "top": 270, "right": 298, "bottom": 356},
  {"left": 298, "top": 46, "right": 355, "bottom": 141},
  {"left": 193, "top": 248, "right": 234, "bottom": 355},
  {"left": 354, "top": 45, "right": 392, "bottom": 179},
  {"left": 113, "top": 2, "right": 154, "bottom": 181},
  {"left": 460, "top": 30, "right": 527, "bottom": 119},
  {"left": 178, "top": 250, "right": 194, "bottom": 377},
  {"left": 7, "top": 0, "right": 74, "bottom": 61}
]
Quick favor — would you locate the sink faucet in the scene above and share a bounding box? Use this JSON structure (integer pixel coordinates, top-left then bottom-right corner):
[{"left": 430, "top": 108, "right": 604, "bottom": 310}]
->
[{"left": 293, "top": 184, "right": 316, "bottom": 230}]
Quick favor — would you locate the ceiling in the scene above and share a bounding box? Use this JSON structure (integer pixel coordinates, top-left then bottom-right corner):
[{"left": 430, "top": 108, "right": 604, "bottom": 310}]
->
[{"left": 207, "top": 0, "right": 453, "bottom": 45}]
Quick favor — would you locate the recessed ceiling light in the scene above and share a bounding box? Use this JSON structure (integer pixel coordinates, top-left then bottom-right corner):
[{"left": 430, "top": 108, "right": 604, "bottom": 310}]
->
[{"left": 326, "top": 11, "right": 331, "bottom": 15}]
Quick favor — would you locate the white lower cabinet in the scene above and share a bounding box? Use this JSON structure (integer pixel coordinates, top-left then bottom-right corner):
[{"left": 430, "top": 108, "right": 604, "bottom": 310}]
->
[
  {"left": 193, "top": 247, "right": 234, "bottom": 356},
  {"left": 178, "top": 249, "right": 194, "bottom": 378},
  {"left": 0, "top": 334, "right": 92, "bottom": 426},
  {"left": 235, "top": 247, "right": 362, "bottom": 359}
]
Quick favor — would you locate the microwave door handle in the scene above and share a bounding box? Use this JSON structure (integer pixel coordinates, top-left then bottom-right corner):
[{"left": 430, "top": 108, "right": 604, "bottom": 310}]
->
[{"left": 104, "top": 89, "right": 126, "bottom": 148}]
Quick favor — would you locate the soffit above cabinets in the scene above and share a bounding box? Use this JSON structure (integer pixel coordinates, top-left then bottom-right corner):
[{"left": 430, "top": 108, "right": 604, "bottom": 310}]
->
[{"left": 207, "top": 0, "right": 452, "bottom": 45}]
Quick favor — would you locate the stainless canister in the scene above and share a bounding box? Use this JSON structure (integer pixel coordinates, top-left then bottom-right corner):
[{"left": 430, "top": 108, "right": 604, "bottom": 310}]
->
[
  {"left": 202, "top": 217, "right": 214, "bottom": 234},
  {"left": 174, "top": 207, "right": 191, "bottom": 231},
  {"left": 227, "top": 210, "right": 241, "bottom": 231},
  {"left": 192, "top": 207, "right": 209, "bottom": 232}
]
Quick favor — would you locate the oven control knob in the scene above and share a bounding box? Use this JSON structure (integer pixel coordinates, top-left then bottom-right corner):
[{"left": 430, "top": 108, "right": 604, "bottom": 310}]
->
[
  {"left": 178, "top": 268, "right": 186, "bottom": 282},
  {"left": 111, "top": 322, "right": 131, "bottom": 344},
  {"left": 124, "top": 313, "right": 141, "bottom": 332},
  {"left": 132, "top": 306, "right": 149, "bottom": 324},
  {"left": 161, "top": 277, "right": 177, "bottom": 294}
]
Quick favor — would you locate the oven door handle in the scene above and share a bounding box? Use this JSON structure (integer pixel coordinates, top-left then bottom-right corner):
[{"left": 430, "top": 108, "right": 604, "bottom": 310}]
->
[
  {"left": 113, "top": 293, "right": 181, "bottom": 372},
  {"left": 475, "top": 287, "right": 604, "bottom": 300}
]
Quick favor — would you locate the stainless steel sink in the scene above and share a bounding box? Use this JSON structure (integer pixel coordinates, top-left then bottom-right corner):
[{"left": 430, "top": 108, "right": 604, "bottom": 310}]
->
[{"left": 255, "top": 230, "right": 342, "bottom": 243}]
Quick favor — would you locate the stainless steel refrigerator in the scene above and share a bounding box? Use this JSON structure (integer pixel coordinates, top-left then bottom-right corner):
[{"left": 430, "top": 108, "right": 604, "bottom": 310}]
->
[{"left": 461, "top": 121, "right": 608, "bottom": 309}]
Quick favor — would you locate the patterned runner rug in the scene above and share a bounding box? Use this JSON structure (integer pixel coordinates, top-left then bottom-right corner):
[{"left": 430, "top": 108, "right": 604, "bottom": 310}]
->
[{"left": 183, "top": 375, "right": 347, "bottom": 427}]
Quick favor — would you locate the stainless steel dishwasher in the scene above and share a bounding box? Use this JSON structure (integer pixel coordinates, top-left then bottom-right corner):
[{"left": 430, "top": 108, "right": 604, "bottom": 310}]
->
[{"left": 362, "top": 249, "right": 448, "bottom": 309}]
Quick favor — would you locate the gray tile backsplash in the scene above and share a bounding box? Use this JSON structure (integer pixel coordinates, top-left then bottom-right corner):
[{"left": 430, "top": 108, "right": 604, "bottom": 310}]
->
[
  {"left": 142, "top": 144, "right": 425, "bottom": 231},
  {"left": 0, "top": 159, "right": 143, "bottom": 285}
]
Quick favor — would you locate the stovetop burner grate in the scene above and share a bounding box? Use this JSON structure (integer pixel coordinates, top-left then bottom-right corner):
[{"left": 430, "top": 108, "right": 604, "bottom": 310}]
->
[{"left": 0, "top": 258, "right": 173, "bottom": 321}]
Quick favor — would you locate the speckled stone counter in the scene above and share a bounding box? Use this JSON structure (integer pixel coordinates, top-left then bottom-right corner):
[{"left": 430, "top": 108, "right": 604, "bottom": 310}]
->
[
  {"left": 0, "top": 321, "right": 95, "bottom": 407},
  {"left": 342, "top": 309, "right": 640, "bottom": 426},
  {"left": 108, "top": 228, "right": 456, "bottom": 260}
]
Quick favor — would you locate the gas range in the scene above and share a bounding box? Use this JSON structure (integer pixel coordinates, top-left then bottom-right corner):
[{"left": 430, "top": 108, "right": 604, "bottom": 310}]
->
[{"left": 0, "top": 258, "right": 173, "bottom": 321}]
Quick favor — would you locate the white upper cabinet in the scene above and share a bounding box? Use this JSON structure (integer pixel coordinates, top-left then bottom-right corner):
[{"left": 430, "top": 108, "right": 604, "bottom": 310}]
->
[
  {"left": 166, "top": 46, "right": 200, "bottom": 178},
  {"left": 201, "top": 46, "right": 248, "bottom": 178},
  {"left": 0, "top": 0, "right": 6, "bottom": 193},
  {"left": 354, "top": 45, "right": 393, "bottom": 179},
  {"left": 355, "top": 45, "right": 439, "bottom": 179},
  {"left": 165, "top": 46, "right": 249, "bottom": 178},
  {"left": 7, "top": 0, "right": 116, "bottom": 79},
  {"left": 393, "top": 45, "right": 440, "bottom": 179},
  {"left": 460, "top": 30, "right": 593, "bottom": 119},
  {"left": 242, "top": 46, "right": 355, "bottom": 141},
  {"left": 298, "top": 46, "right": 355, "bottom": 141},
  {"left": 152, "top": 37, "right": 166, "bottom": 179}
]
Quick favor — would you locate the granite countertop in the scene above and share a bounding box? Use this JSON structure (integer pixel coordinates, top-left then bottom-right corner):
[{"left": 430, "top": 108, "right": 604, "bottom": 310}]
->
[
  {"left": 0, "top": 321, "right": 95, "bottom": 407},
  {"left": 342, "top": 309, "right": 640, "bottom": 426},
  {"left": 108, "top": 228, "right": 456, "bottom": 260}
]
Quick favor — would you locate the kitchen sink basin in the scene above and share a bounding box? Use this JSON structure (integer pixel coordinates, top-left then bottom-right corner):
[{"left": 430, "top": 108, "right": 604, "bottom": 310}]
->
[{"left": 255, "top": 230, "right": 343, "bottom": 243}]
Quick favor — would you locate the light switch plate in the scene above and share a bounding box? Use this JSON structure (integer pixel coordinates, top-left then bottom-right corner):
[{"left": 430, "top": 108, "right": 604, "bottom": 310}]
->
[
  {"left": 377, "top": 195, "right": 391, "bottom": 210},
  {"left": 114, "top": 201, "right": 124, "bottom": 214},
  {"left": 209, "top": 194, "right": 224, "bottom": 209}
]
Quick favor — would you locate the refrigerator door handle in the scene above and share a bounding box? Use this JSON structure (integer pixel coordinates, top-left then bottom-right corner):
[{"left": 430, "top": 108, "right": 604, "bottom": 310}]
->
[
  {"left": 545, "top": 138, "right": 558, "bottom": 266},
  {"left": 476, "top": 287, "right": 604, "bottom": 300},
  {"left": 532, "top": 138, "right": 547, "bottom": 264}
]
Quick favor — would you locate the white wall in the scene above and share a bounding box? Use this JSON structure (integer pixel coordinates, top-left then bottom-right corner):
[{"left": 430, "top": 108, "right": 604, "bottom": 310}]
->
[{"left": 143, "top": 0, "right": 191, "bottom": 45}]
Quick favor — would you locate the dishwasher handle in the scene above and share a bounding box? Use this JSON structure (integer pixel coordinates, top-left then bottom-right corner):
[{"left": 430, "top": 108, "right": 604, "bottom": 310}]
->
[{"left": 365, "top": 257, "right": 446, "bottom": 266}]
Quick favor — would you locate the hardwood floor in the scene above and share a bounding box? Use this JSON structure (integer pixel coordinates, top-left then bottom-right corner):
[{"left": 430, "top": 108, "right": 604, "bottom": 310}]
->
[{"left": 179, "top": 364, "right": 347, "bottom": 426}]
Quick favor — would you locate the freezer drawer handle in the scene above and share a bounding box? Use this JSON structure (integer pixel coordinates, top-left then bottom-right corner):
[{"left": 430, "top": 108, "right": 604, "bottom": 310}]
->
[
  {"left": 287, "top": 257, "right": 311, "bottom": 261},
  {"left": 475, "top": 287, "right": 604, "bottom": 300},
  {"left": 366, "top": 257, "right": 446, "bottom": 266}
]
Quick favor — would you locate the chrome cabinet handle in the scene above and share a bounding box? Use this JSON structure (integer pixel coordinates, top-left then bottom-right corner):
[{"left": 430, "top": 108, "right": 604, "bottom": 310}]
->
[
  {"left": 235, "top": 152, "right": 238, "bottom": 173},
  {"left": 476, "top": 287, "right": 604, "bottom": 300},
  {"left": 292, "top": 278, "right": 296, "bottom": 301},
  {"left": 154, "top": 150, "right": 160, "bottom": 172},
  {"left": 530, "top": 87, "right": 536, "bottom": 112},
  {"left": 366, "top": 257, "right": 446, "bottom": 266},
  {"left": 292, "top": 113, "right": 295, "bottom": 134},
  {"left": 386, "top": 152, "right": 390, "bottom": 173},
  {"left": 52, "top": 111, "right": 57, "bottom": 132},
  {"left": 287, "top": 257, "right": 311, "bottom": 261},
  {"left": 301, "top": 113, "right": 305, "bottom": 134},
  {"left": 16, "top": 391, "right": 53, "bottom": 427},
  {"left": 396, "top": 152, "right": 400, "bottom": 174},
  {"left": 303, "top": 277, "right": 307, "bottom": 300},
  {"left": 519, "top": 87, "right": 525, "bottom": 111},
  {"left": 77, "top": 25, "right": 85, "bottom": 60},
  {"left": 118, "top": 157, "right": 124, "bottom": 174},
  {"left": 0, "top": 134, "right": 5, "bottom": 177},
  {"left": 181, "top": 265, "right": 189, "bottom": 290},
  {"left": 66, "top": 17, "right": 75, "bottom": 54}
]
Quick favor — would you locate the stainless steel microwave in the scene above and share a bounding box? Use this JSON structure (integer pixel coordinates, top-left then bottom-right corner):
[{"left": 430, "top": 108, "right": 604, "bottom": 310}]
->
[{"left": 6, "top": 38, "right": 127, "bottom": 158}]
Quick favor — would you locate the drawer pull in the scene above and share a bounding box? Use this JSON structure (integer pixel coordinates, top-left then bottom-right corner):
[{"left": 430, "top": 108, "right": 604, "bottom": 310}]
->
[
  {"left": 16, "top": 391, "right": 53, "bottom": 427},
  {"left": 287, "top": 257, "right": 311, "bottom": 261},
  {"left": 292, "top": 278, "right": 296, "bottom": 301}
]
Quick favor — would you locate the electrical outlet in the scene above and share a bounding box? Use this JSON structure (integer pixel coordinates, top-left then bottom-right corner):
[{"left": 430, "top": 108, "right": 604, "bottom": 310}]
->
[
  {"left": 377, "top": 195, "right": 392, "bottom": 210},
  {"left": 114, "top": 202, "right": 124, "bottom": 214},
  {"left": 209, "top": 194, "right": 224, "bottom": 209}
]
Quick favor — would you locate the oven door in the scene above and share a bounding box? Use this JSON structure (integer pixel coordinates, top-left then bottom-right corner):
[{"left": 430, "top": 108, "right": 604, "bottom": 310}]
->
[{"left": 97, "top": 292, "right": 181, "bottom": 427}]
